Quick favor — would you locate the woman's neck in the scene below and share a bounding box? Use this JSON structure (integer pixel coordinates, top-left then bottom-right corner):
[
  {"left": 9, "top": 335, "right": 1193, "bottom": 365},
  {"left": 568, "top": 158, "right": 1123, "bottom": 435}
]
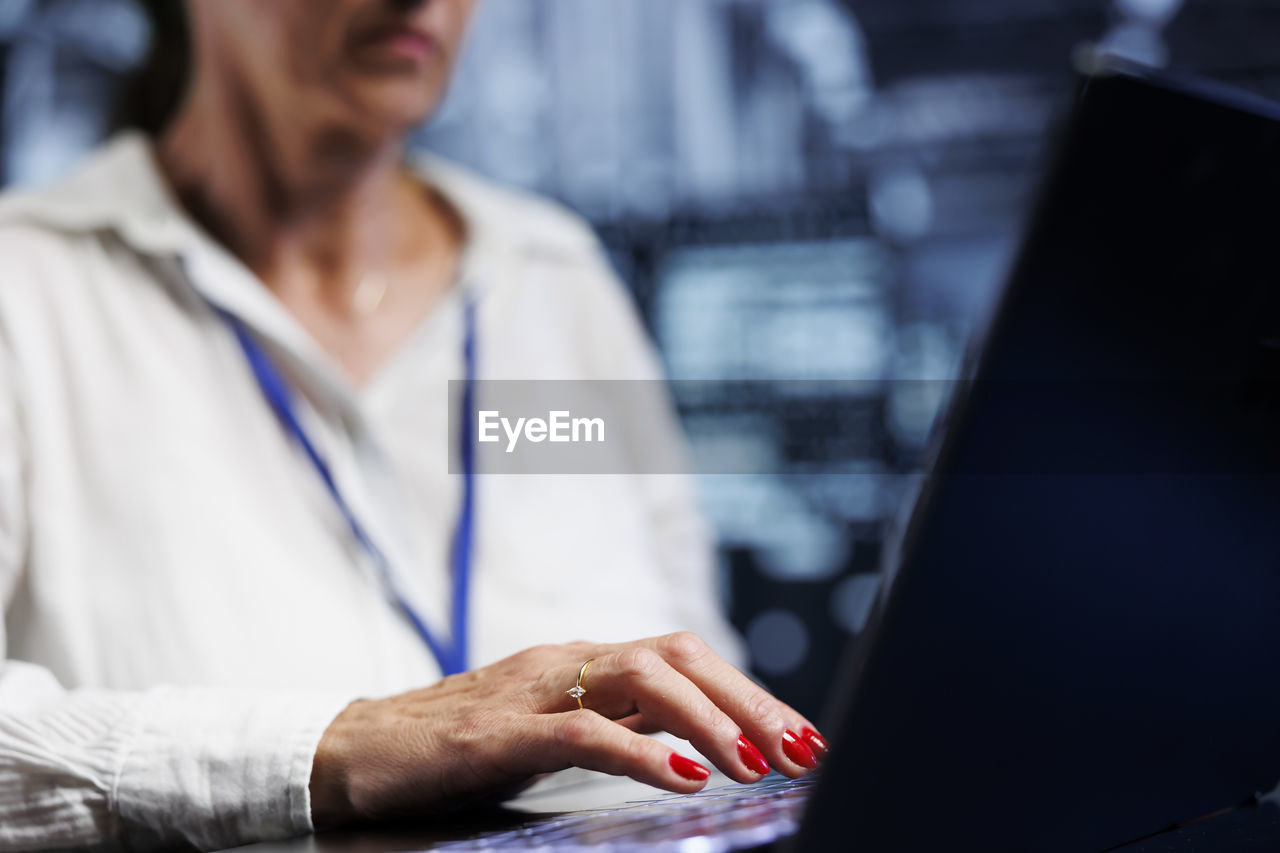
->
[
  {"left": 155, "top": 66, "right": 418, "bottom": 315},
  {"left": 153, "top": 63, "right": 465, "bottom": 387},
  {"left": 149, "top": 12, "right": 467, "bottom": 387}
]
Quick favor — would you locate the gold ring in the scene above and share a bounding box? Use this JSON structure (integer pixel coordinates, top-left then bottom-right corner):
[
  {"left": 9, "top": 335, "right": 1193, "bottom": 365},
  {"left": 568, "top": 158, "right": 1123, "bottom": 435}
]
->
[{"left": 565, "top": 658, "right": 594, "bottom": 710}]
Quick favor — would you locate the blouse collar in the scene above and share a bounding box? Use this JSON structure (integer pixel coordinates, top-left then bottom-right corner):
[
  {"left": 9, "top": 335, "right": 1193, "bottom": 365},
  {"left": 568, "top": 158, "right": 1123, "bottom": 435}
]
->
[{"left": 0, "top": 131, "right": 530, "bottom": 423}]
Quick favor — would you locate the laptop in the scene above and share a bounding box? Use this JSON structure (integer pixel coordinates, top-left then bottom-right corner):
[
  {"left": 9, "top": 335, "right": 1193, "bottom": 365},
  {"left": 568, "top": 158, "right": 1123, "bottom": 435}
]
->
[{"left": 224, "top": 57, "right": 1280, "bottom": 852}]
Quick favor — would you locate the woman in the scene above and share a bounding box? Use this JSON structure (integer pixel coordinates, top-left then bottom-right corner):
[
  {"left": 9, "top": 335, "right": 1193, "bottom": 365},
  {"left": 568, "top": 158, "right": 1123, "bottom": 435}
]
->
[{"left": 0, "top": 1, "right": 826, "bottom": 850}]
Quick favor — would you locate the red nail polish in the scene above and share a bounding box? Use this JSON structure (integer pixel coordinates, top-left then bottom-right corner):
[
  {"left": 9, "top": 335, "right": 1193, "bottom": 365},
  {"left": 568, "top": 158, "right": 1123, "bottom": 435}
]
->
[
  {"left": 800, "top": 727, "right": 828, "bottom": 760},
  {"left": 781, "top": 730, "right": 817, "bottom": 769},
  {"left": 669, "top": 753, "right": 711, "bottom": 781},
  {"left": 737, "top": 735, "right": 770, "bottom": 775}
]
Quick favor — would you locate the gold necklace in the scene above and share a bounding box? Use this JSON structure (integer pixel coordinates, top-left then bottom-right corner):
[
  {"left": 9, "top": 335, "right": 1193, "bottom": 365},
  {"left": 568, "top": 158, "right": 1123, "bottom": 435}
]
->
[{"left": 352, "top": 272, "right": 388, "bottom": 317}]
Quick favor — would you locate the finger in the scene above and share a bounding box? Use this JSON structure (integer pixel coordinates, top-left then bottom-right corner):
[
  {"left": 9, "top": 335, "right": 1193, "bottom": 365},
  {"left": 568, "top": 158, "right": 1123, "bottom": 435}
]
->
[
  {"left": 614, "top": 712, "right": 663, "bottom": 735},
  {"left": 546, "top": 635, "right": 826, "bottom": 775},
  {"left": 526, "top": 710, "right": 712, "bottom": 794},
  {"left": 633, "top": 633, "right": 826, "bottom": 776},
  {"left": 570, "top": 648, "right": 771, "bottom": 784}
]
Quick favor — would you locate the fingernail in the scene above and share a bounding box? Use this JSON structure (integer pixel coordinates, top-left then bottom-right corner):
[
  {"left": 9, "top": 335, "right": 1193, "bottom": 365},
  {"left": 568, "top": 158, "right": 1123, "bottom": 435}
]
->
[
  {"left": 737, "top": 735, "right": 770, "bottom": 775},
  {"left": 800, "top": 727, "right": 828, "bottom": 760},
  {"left": 669, "top": 753, "right": 711, "bottom": 781},
  {"left": 781, "top": 730, "right": 817, "bottom": 769}
]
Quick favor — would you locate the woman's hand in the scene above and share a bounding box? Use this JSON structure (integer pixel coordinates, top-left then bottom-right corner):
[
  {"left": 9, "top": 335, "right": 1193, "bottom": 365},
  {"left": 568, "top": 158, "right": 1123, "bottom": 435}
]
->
[{"left": 309, "top": 632, "right": 828, "bottom": 826}]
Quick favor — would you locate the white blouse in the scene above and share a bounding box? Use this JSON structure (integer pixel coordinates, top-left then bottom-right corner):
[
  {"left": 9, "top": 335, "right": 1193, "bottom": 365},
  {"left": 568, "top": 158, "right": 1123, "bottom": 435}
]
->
[{"left": 0, "top": 134, "right": 742, "bottom": 851}]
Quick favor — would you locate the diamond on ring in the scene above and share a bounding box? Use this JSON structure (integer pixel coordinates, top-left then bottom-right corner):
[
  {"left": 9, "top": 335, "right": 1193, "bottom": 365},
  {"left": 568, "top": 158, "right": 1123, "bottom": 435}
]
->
[{"left": 568, "top": 659, "right": 594, "bottom": 709}]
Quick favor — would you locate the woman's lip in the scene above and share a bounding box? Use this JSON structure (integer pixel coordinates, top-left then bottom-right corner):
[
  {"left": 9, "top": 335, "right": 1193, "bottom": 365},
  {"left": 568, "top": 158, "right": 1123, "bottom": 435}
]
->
[{"left": 352, "top": 25, "right": 439, "bottom": 63}]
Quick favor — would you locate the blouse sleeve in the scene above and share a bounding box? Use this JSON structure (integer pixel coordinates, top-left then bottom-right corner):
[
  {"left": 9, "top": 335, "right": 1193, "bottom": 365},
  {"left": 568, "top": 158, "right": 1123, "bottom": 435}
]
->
[{"left": 0, "top": 316, "right": 354, "bottom": 852}]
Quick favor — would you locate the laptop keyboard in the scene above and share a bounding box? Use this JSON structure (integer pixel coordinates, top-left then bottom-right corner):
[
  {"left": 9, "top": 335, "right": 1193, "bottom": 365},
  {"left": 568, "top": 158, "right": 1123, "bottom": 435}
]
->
[{"left": 430, "top": 773, "right": 818, "bottom": 851}]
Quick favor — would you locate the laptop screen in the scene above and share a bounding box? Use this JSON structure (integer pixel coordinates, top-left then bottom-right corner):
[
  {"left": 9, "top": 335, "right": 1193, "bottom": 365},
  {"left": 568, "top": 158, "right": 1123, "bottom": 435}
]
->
[{"left": 800, "top": 62, "right": 1280, "bottom": 852}]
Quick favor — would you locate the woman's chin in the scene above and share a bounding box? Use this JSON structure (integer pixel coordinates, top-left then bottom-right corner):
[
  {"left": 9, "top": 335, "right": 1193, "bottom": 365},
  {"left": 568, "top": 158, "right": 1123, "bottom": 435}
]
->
[{"left": 336, "top": 75, "right": 448, "bottom": 133}]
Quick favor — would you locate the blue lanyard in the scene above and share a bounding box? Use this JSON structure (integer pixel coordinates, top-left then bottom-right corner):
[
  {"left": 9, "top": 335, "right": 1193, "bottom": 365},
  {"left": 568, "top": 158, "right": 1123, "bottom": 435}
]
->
[{"left": 216, "top": 301, "right": 476, "bottom": 676}]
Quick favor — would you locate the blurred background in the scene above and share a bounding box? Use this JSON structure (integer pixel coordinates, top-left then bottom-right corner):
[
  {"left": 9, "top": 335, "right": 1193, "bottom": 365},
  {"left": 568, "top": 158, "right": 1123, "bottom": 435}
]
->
[{"left": 1, "top": 0, "right": 1275, "bottom": 719}]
